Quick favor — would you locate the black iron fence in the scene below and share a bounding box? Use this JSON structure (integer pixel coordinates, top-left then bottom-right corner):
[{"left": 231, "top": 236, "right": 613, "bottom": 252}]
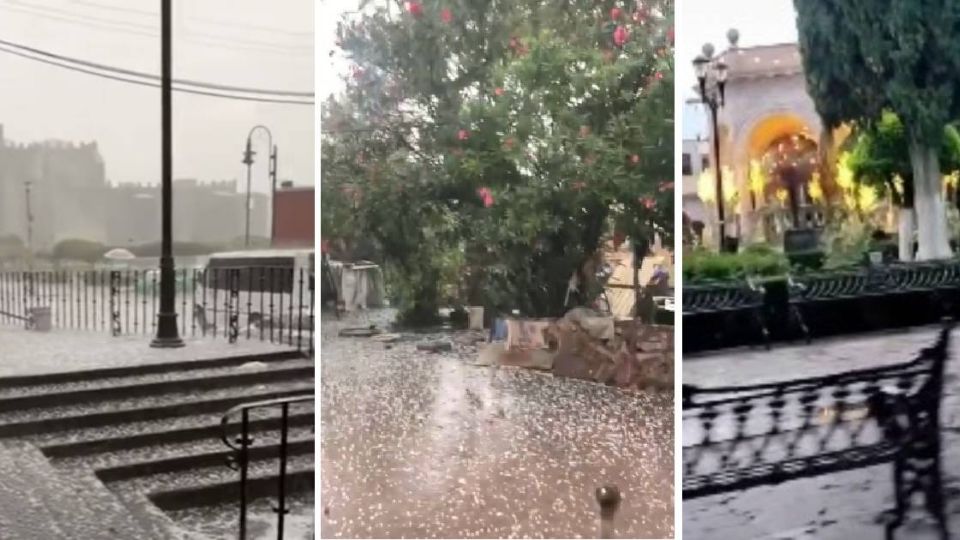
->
[
  {"left": 0, "top": 267, "right": 314, "bottom": 354},
  {"left": 221, "top": 394, "right": 314, "bottom": 540}
]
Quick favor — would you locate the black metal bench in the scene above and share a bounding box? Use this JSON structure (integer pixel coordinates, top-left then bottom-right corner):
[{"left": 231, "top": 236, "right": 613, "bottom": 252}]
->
[
  {"left": 682, "top": 279, "right": 769, "bottom": 349},
  {"left": 788, "top": 262, "right": 960, "bottom": 342},
  {"left": 682, "top": 321, "right": 953, "bottom": 539}
]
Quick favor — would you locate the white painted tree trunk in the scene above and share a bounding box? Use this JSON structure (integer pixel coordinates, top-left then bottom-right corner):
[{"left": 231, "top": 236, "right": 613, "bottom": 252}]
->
[
  {"left": 898, "top": 207, "right": 915, "bottom": 261},
  {"left": 909, "top": 141, "right": 953, "bottom": 260}
]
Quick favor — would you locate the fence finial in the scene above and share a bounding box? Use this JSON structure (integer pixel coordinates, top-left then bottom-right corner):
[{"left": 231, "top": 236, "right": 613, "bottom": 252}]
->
[{"left": 595, "top": 485, "right": 621, "bottom": 539}]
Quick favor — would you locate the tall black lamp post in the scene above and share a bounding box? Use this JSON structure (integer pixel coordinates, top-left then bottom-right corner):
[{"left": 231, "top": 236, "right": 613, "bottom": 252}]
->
[
  {"left": 692, "top": 42, "right": 731, "bottom": 252},
  {"left": 242, "top": 125, "right": 276, "bottom": 248},
  {"left": 151, "top": 0, "right": 183, "bottom": 348}
]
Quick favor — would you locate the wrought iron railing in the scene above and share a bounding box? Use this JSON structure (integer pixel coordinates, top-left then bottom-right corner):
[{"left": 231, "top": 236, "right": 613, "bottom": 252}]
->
[
  {"left": 0, "top": 266, "right": 314, "bottom": 354},
  {"left": 220, "top": 394, "right": 313, "bottom": 540}
]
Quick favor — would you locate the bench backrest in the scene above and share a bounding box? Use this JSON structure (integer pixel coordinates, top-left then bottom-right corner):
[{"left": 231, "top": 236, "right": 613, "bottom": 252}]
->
[
  {"left": 682, "top": 281, "right": 762, "bottom": 313},
  {"left": 682, "top": 323, "right": 951, "bottom": 498},
  {"left": 791, "top": 261, "right": 960, "bottom": 300}
]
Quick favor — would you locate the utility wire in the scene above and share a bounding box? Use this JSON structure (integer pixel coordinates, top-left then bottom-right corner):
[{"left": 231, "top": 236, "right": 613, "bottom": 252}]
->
[
  {"left": 72, "top": 0, "right": 314, "bottom": 38},
  {"left": 0, "top": 1, "right": 312, "bottom": 55},
  {"left": 0, "top": 37, "right": 314, "bottom": 98},
  {"left": 0, "top": 43, "right": 314, "bottom": 105}
]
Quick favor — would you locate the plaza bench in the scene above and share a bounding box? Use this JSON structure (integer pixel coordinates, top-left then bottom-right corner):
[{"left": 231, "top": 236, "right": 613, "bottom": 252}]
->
[
  {"left": 682, "top": 321, "right": 953, "bottom": 539},
  {"left": 788, "top": 262, "right": 960, "bottom": 342},
  {"left": 682, "top": 278, "right": 769, "bottom": 349}
]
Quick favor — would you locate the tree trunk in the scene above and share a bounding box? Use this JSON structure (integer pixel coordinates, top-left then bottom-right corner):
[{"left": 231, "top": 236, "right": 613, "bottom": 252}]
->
[
  {"left": 909, "top": 140, "right": 952, "bottom": 260},
  {"left": 898, "top": 207, "right": 915, "bottom": 261}
]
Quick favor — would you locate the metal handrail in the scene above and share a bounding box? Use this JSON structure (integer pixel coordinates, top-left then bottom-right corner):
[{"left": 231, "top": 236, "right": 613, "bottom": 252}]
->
[{"left": 220, "top": 393, "right": 313, "bottom": 540}]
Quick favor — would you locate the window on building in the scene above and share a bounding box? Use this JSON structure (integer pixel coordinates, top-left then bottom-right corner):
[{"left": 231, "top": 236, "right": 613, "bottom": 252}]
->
[
  {"left": 701, "top": 155, "right": 710, "bottom": 171},
  {"left": 682, "top": 153, "right": 692, "bottom": 175}
]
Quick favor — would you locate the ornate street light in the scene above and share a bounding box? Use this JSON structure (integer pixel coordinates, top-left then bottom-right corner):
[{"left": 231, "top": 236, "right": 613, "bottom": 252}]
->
[
  {"left": 693, "top": 39, "right": 732, "bottom": 251},
  {"left": 242, "top": 125, "right": 277, "bottom": 248}
]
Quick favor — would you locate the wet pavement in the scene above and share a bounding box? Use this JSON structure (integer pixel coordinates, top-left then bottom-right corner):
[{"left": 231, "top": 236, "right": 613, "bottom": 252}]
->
[
  {"left": 320, "top": 311, "right": 674, "bottom": 539},
  {"left": 684, "top": 324, "right": 960, "bottom": 539},
  {"left": 0, "top": 327, "right": 290, "bottom": 376}
]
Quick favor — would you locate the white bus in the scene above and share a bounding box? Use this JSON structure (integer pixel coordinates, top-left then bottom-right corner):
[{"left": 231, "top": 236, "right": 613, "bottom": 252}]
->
[{"left": 201, "top": 249, "right": 315, "bottom": 341}]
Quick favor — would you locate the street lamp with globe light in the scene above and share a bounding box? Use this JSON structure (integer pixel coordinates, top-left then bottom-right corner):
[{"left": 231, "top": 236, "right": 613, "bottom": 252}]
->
[{"left": 692, "top": 34, "right": 735, "bottom": 252}]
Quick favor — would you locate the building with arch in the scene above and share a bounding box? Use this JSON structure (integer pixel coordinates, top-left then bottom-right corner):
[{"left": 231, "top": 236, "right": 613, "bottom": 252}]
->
[{"left": 685, "top": 41, "right": 855, "bottom": 247}]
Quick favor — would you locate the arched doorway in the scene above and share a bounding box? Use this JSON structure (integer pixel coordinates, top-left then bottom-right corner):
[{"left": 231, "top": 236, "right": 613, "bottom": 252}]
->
[{"left": 741, "top": 114, "right": 823, "bottom": 242}]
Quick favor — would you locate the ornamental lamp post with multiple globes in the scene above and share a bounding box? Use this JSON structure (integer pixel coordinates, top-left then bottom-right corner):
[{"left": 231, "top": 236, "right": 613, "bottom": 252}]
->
[{"left": 692, "top": 29, "right": 738, "bottom": 252}]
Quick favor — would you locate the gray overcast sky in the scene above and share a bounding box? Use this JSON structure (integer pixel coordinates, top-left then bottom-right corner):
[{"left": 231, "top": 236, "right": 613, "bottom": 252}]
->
[
  {"left": 318, "top": 0, "right": 348, "bottom": 101},
  {"left": 0, "top": 0, "right": 313, "bottom": 191},
  {"left": 679, "top": 0, "right": 797, "bottom": 137}
]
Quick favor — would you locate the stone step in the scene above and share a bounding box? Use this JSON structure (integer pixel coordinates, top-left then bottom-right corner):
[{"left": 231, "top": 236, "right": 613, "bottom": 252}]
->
[
  {"left": 38, "top": 408, "right": 314, "bottom": 457},
  {"left": 0, "top": 440, "right": 160, "bottom": 539},
  {"left": 147, "top": 461, "right": 315, "bottom": 510},
  {"left": 0, "top": 349, "right": 304, "bottom": 392},
  {"left": 92, "top": 435, "right": 315, "bottom": 482},
  {"left": 0, "top": 361, "right": 312, "bottom": 412},
  {"left": 0, "top": 382, "right": 314, "bottom": 437}
]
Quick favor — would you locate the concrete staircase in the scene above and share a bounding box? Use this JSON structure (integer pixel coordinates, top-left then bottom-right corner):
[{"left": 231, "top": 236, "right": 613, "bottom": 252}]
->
[{"left": 0, "top": 350, "right": 315, "bottom": 539}]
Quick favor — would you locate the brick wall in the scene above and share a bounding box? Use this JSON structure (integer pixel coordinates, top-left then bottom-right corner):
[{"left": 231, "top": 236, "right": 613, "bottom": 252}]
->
[{"left": 273, "top": 187, "right": 314, "bottom": 247}]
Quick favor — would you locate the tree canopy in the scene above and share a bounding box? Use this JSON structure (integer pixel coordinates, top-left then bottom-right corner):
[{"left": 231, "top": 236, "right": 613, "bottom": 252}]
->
[
  {"left": 849, "top": 112, "right": 960, "bottom": 207},
  {"left": 322, "top": 0, "right": 674, "bottom": 321}
]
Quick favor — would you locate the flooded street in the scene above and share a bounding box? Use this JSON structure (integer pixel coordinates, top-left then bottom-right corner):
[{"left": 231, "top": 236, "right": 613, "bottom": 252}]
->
[{"left": 320, "top": 311, "right": 673, "bottom": 538}]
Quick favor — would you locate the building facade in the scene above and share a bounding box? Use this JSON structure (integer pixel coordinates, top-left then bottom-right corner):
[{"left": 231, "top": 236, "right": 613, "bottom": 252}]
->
[
  {"left": 0, "top": 124, "right": 274, "bottom": 251},
  {"left": 273, "top": 183, "right": 314, "bottom": 248},
  {"left": 683, "top": 42, "right": 852, "bottom": 247}
]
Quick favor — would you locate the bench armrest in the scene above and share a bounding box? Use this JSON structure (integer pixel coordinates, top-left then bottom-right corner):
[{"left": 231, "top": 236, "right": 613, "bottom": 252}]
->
[{"left": 872, "top": 386, "right": 913, "bottom": 443}]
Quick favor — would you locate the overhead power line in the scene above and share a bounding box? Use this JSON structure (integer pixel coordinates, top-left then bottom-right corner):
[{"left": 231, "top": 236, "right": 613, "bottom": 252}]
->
[
  {"left": 0, "top": 42, "right": 314, "bottom": 105},
  {"left": 0, "top": 0, "right": 312, "bottom": 56},
  {"left": 0, "top": 37, "right": 314, "bottom": 97},
  {"left": 72, "top": 0, "right": 314, "bottom": 38}
]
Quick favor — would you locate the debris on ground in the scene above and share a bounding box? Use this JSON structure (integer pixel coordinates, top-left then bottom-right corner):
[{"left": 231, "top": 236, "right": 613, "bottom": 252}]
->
[
  {"left": 479, "top": 308, "right": 673, "bottom": 391},
  {"left": 338, "top": 325, "right": 381, "bottom": 338},
  {"left": 416, "top": 340, "right": 454, "bottom": 353},
  {"left": 371, "top": 333, "right": 402, "bottom": 343}
]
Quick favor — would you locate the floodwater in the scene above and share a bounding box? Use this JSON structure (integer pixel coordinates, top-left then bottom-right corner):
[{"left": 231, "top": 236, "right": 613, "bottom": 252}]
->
[{"left": 320, "top": 311, "right": 674, "bottom": 539}]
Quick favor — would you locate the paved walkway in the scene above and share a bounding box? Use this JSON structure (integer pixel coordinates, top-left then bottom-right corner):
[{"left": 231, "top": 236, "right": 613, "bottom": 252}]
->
[
  {"left": 0, "top": 327, "right": 291, "bottom": 377},
  {"left": 320, "top": 311, "right": 674, "bottom": 539},
  {"left": 684, "top": 324, "right": 960, "bottom": 539}
]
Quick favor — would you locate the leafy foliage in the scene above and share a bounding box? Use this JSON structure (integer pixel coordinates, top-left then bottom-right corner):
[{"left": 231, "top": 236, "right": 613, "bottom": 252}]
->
[
  {"left": 848, "top": 112, "right": 960, "bottom": 206},
  {"left": 322, "top": 0, "right": 673, "bottom": 321},
  {"left": 52, "top": 239, "right": 107, "bottom": 264},
  {"left": 683, "top": 245, "right": 788, "bottom": 283}
]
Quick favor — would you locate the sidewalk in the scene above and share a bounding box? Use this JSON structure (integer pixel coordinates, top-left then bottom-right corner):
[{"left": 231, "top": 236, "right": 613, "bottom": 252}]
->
[{"left": 0, "top": 327, "right": 290, "bottom": 377}]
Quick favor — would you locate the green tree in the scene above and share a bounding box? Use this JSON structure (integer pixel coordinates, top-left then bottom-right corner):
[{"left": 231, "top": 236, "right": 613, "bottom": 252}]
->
[
  {"left": 52, "top": 239, "right": 107, "bottom": 264},
  {"left": 848, "top": 112, "right": 960, "bottom": 259},
  {"left": 323, "top": 0, "right": 673, "bottom": 322},
  {"left": 0, "top": 235, "right": 26, "bottom": 263},
  {"left": 796, "top": 0, "right": 960, "bottom": 260}
]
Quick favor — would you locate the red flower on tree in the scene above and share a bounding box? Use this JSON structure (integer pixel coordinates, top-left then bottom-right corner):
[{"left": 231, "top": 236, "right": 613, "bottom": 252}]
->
[
  {"left": 610, "top": 7, "right": 622, "bottom": 20},
  {"left": 405, "top": 1, "right": 423, "bottom": 17},
  {"left": 630, "top": 154, "right": 640, "bottom": 164},
  {"left": 655, "top": 71, "right": 664, "bottom": 80},
  {"left": 494, "top": 87, "right": 505, "bottom": 96},
  {"left": 440, "top": 8, "right": 453, "bottom": 23},
  {"left": 641, "top": 197, "right": 657, "bottom": 209},
  {"left": 457, "top": 129, "right": 470, "bottom": 141},
  {"left": 613, "top": 26, "right": 629, "bottom": 47},
  {"left": 477, "top": 187, "right": 495, "bottom": 208},
  {"left": 667, "top": 27, "right": 675, "bottom": 45}
]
